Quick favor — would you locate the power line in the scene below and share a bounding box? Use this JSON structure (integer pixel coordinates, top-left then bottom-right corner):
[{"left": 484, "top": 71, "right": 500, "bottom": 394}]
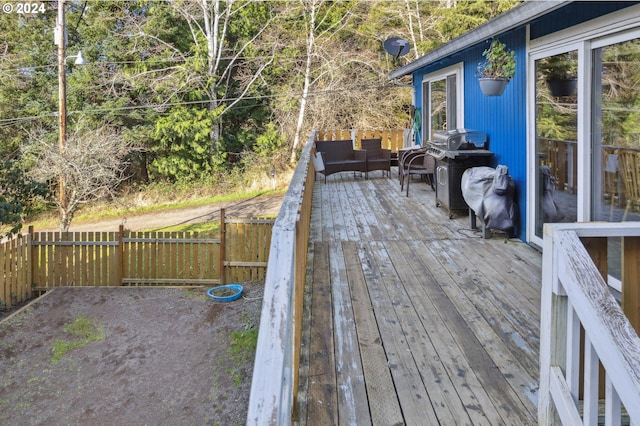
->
[
  {"left": 0, "top": 83, "right": 399, "bottom": 126},
  {"left": 0, "top": 55, "right": 303, "bottom": 74},
  {"left": 0, "top": 60, "right": 177, "bottom": 73}
]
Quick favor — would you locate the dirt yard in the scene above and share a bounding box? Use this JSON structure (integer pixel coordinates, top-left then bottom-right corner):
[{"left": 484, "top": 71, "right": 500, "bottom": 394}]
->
[{"left": 0, "top": 284, "right": 264, "bottom": 425}]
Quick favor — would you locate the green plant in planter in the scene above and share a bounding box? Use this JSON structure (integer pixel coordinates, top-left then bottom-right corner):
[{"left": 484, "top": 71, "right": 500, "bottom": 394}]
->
[
  {"left": 476, "top": 39, "right": 516, "bottom": 96},
  {"left": 477, "top": 39, "right": 516, "bottom": 80}
]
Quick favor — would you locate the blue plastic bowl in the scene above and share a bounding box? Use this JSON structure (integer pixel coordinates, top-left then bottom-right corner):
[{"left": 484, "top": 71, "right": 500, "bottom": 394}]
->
[{"left": 207, "top": 284, "right": 243, "bottom": 302}]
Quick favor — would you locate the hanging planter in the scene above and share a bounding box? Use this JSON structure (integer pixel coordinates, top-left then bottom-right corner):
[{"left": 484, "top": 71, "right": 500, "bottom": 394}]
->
[
  {"left": 540, "top": 52, "right": 578, "bottom": 97},
  {"left": 546, "top": 78, "right": 577, "bottom": 97},
  {"left": 479, "top": 78, "right": 509, "bottom": 96},
  {"left": 476, "top": 39, "right": 516, "bottom": 97}
]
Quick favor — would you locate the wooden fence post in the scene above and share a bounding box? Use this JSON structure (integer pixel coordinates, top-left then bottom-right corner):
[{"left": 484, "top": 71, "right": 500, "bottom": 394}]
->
[
  {"left": 118, "top": 225, "right": 124, "bottom": 286},
  {"left": 26, "top": 226, "right": 33, "bottom": 300},
  {"left": 219, "top": 208, "right": 226, "bottom": 285},
  {"left": 28, "top": 226, "right": 36, "bottom": 295}
]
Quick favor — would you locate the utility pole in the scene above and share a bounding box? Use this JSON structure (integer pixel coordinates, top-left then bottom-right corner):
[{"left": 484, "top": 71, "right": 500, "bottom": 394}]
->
[{"left": 56, "top": 0, "right": 67, "bottom": 211}]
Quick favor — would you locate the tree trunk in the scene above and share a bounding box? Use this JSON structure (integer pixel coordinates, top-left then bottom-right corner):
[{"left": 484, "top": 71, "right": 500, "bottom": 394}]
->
[
  {"left": 290, "top": 0, "right": 316, "bottom": 164},
  {"left": 203, "top": 0, "right": 222, "bottom": 144}
]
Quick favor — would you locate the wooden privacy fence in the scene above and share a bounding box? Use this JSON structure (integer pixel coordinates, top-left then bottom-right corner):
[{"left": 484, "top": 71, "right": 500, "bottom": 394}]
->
[
  {"left": 316, "top": 129, "right": 410, "bottom": 153},
  {"left": 0, "top": 209, "right": 274, "bottom": 308},
  {"left": 1, "top": 235, "right": 30, "bottom": 309}
]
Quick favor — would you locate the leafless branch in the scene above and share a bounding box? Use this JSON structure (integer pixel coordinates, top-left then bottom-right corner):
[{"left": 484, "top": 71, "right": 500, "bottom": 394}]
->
[{"left": 25, "top": 126, "right": 139, "bottom": 232}]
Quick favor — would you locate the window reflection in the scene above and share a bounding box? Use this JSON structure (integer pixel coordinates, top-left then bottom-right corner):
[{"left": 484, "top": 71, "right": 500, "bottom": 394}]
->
[
  {"left": 534, "top": 51, "right": 579, "bottom": 238},
  {"left": 430, "top": 79, "right": 447, "bottom": 138},
  {"left": 592, "top": 38, "right": 640, "bottom": 223}
]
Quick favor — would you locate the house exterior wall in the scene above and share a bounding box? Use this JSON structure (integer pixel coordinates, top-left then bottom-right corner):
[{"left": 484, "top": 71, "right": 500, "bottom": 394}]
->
[
  {"left": 412, "top": 28, "right": 528, "bottom": 240},
  {"left": 408, "top": 1, "right": 638, "bottom": 242},
  {"left": 462, "top": 28, "right": 527, "bottom": 241}
]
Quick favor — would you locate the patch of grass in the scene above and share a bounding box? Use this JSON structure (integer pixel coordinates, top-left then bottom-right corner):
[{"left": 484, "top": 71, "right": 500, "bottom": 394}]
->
[
  {"left": 51, "top": 315, "right": 105, "bottom": 364},
  {"left": 230, "top": 329, "right": 258, "bottom": 361},
  {"left": 26, "top": 187, "right": 284, "bottom": 230},
  {"left": 154, "top": 221, "right": 222, "bottom": 233},
  {"left": 227, "top": 319, "right": 258, "bottom": 388}
]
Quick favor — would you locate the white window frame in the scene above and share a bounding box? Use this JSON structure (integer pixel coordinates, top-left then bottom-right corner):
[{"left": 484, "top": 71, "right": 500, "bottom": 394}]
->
[{"left": 421, "top": 62, "right": 464, "bottom": 143}]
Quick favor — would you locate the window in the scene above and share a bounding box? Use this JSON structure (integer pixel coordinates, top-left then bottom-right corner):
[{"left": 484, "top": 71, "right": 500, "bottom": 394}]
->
[
  {"left": 591, "top": 37, "right": 640, "bottom": 284},
  {"left": 422, "top": 64, "right": 463, "bottom": 143},
  {"left": 527, "top": 5, "right": 640, "bottom": 247},
  {"left": 533, "top": 50, "right": 579, "bottom": 238},
  {"left": 591, "top": 38, "right": 640, "bottom": 223}
]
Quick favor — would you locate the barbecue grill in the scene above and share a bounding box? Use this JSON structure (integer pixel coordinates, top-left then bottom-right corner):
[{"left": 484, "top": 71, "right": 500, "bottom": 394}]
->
[{"left": 426, "top": 129, "right": 493, "bottom": 218}]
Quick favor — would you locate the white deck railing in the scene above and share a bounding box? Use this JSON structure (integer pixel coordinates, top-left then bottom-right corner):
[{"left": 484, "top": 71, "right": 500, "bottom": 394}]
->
[
  {"left": 246, "top": 132, "right": 316, "bottom": 425},
  {"left": 540, "top": 222, "right": 640, "bottom": 425}
]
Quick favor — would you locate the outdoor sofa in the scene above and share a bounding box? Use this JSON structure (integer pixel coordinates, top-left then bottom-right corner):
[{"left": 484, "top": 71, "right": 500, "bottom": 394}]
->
[{"left": 313, "top": 140, "right": 367, "bottom": 183}]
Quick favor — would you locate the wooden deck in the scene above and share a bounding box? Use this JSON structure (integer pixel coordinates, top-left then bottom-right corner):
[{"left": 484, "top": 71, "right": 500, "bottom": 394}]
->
[{"left": 296, "top": 170, "right": 542, "bottom": 425}]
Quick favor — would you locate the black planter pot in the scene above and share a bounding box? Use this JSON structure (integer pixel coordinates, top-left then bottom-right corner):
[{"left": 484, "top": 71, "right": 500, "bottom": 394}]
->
[
  {"left": 478, "top": 78, "right": 509, "bottom": 96},
  {"left": 546, "top": 78, "right": 577, "bottom": 97}
]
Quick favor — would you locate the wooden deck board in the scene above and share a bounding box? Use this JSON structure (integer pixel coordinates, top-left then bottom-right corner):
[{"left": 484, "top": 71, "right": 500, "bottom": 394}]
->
[
  {"left": 382, "top": 239, "right": 473, "bottom": 425},
  {"left": 343, "top": 241, "right": 403, "bottom": 426},
  {"left": 396, "top": 238, "right": 508, "bottom": 425},
  {"left": 360, "top": 240, "right": 440, "bottom": 425},
  {"left": 306, "top": 242, "right": 338, "bottom": 424},
  {"left": 357, "top": 178, "right": 397, "bottom": 240},
  {"left": 344, "top": 184, "right": 374, "bottom": 241},
  {"left": 426, "top": 239, "right": 537, "bottom": 423},
  {"left": 328, "top": 241, "right": 370, "bottom": 424},
  {"left": 299, "top": 171, "right": 542, "bottom": 425}
]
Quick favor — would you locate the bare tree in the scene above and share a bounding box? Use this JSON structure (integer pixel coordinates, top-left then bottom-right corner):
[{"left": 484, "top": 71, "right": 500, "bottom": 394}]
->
[
  {"left": 405, "top": 0, "right": 427, "bottom": 60},
  {"left": 289, "top": 0, "right": 357, "bottom": 162},
  {"left": 26, "top": 127, "right": 136, "bottom": 232},
  {"left": 175, "top": 0, "right": 278, "bottom": 139},
  {"left": 121, "top": 0, "right": 278, "bottom": 145}
]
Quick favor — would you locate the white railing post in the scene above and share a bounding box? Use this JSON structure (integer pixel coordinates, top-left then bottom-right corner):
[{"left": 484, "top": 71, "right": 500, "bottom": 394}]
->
[
  {"left": 540, "top": 223, "right": 640, "bottom": 425},
  {"left": 566, "top": 301, "right": 581, "bottom": 405},
  {"left": 582, "top": 334, "right": 599, "bottom": 425},
  {"left": 540, "top": 222, "right": 566, "bottom": 425},
  {"left": 605, "top": 375, "right": 622, "bottom": 425}
]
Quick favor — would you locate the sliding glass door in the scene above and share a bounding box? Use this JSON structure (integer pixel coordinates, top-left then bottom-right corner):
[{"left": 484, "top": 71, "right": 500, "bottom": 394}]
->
[
  {"left": 591, "top": 37, "right": 640, "bottom": 283},
  {"left": 530, "top": 26, "right": 640, "bottom": 285},
  {"left": 592, "top": 38, "right": 640, "bottom": 223},
  {"left": 533, "top": 50, "right": 579, "bottom": 238}
]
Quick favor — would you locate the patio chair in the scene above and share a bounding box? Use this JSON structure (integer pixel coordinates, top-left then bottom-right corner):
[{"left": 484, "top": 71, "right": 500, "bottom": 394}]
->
[
  {"left": 602, "top": 150, "right": 623, "bottom": 220},
  {"left": 615, "top": 149, "right": 640, "bottom": 220},
  {"left": 397, "top": 144, "right": 422, "bottom": 180},
  {"left": 399, "top": 147, "right": 435, "bottom": 197},
  {"left": 361, "top": 138, "right": 391, "bottom": 177}
]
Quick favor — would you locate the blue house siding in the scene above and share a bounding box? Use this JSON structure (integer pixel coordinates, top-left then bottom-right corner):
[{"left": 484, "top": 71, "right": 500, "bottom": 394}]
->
[
  {"left": 463, "top": 28, "right": 527, "bottom": 240},
  {"left": 412, "top": 27, "right": 528, "bottom": 239}
]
